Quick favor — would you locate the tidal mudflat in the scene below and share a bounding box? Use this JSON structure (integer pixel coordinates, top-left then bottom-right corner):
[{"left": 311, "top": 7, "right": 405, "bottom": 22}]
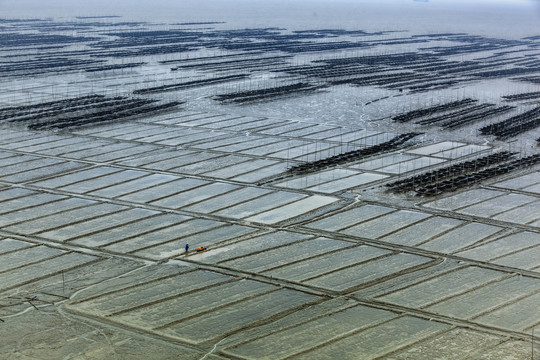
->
[{"left": 1, "top": 3, "right": 539, "bottom": 358}]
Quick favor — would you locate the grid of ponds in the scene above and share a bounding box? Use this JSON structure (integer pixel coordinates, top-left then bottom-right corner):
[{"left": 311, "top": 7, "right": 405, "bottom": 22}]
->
[
  {"left": 1, "top": 113, "right": 538, "bottom": 359},
  {"left": 423, "top": 187, "right": 540, "bottom": 227}
]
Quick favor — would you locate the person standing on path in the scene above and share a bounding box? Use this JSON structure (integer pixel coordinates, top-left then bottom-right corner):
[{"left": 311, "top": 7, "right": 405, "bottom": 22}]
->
[{"left": 185, "top": 243, "right": 189, "bottom": 253}]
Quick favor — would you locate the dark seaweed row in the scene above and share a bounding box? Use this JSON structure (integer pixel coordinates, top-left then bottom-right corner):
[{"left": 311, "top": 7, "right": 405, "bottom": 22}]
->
[
  {"left": 422, "top": 35, "right": 527, "bottom": 56},
  {"left": 407, "top": 80, "right": 463, "bottom": 93},
  {"left": 133, "top": 74, "right": 249, "bottom": 95},
  {"left": 170, "top": 55, "right": 289, "bottom": 69},
  {"left": 375, "top": 72, "right": 458, "bottom": 91},
  {"left": 170, "top": 55, "right": 291, "bottom": 72},
  {"left": 4, "top": 97, "right": 133, "bottom": 124},
  {"left": 442, "top": 105, "right": 515, "bottom": 129},
  {"left": 23, "top": 21, "right": 143, "bottom": 31},
  {"left": 414, "top": 104, "right": 515, "bottom": 129},
  {"left": 285, "top": 63, "right": 381, "bottom": 79},
  {"left": 0, "top": 58, "right": 104, "bottom": 76},
  {"left": 416, "top": 104, "right": 495, "bottom": 125},
  {"left": 415, "top": 154, "right": 540, "bottom": 196},
  {"left": 287, "top": 132, "right": 422, "bottom": 175},
  {"left": 28, "top": 100, "right": 183, "bottom": 130},
  {"left": 93, "top": 44, "right": 195, "bottom": 58},
  {"left": 75, "top": 16, "right": 121, "bottom": 19},
  {"left": 471, "top": 67, "right": 540, "bottom": 78},
  {"left": 392, "top": 99, "right": 477, "bottom": 123},
  {"left": 479, "top": 107, "right": 540, "bottom": 139},
  {"left": 479, "top": 49, "right": 532, "bottom": 60},
  {"left": 425, "top": 44, "right": 507, "bottom": 57},
  {"left": 502, "top": 92, "right": 540, "bottom": 101},
  {"left": 1, "top": 45, "right": 65, "bottom": 53},
  {"left": 0, "top": 32, "right": 96, "bottom": 47},
  {"left": 403, "top": 56, "right": 522, "bottom": 73},
  {"left": 386, "top": 151, "right": 517, "bottom": 192},
  {"left": 321, "top": 52, "right": 437, "bottom": 67},
  {"left": 293, "top": 29, "right": 391, "bottom": 37},
  {"left": 330, "top": 73, "right": 456, "bottom": 92},
  {"left": 480, "top": 106, "right": 540, "bottom": 132},
  {"left": 371, "top": 38, "right": 430, "bottom": 46},
  {"left": 293, "top": 47, "right": 538, "bottom": 93},
  {"left": 433, "top": 61, "right": 517, "bottom": 76},
  {"left": 214, "top": 82, "right": 321, "bottom": 104},
  {"left": 403, "top": 59, "right": 476, "bottom": 72},
  {"left": 175, "top": 22, "right": 226, "bottom": 26},
  {"left": 0, "top": 17, "right": 136, "bottom": 26},
  {"left": 0, "top": 97, "right": 127, "bottom": 122},
  {"left": 197, "top": 59, "right": 288, "bottom": 73},
  {"left": 159, "top": 52, "right": 265, "bottom": 65},
  {"left": 84, "top": 62, "right": 145, "bottom": 73},
  {"left": 217, "top": 40, "right": 370, "bottom": 54},
  {"left": 0, "top": 95, "right": 107, "bottom": 116},
  {"left": 1, "top": 97, "right": 154, "bottom": 126},
  {"left": 512, "top": 58, "right": 540, "bottom": 68},
  {"left": 0, "top": 94, "right": 182, "bottom": 130},
  {"left": 412, "top": 33, "right": 467, "bottom": 38},
  {"left": 97, "top": 27, "right": 375, "bottom": 56},
  {"left": 0, "top": 18, "right": 43, "bottom": 23},
  {"left": 94, "top": 30, "right": 201, "bottom": 57},
  {"left": 331, "top": 72, "right": 419, "bottom": 87},
  {"left": 486, "top": 117, "right": 540, "bottom": 140},
  {"left": 97, "top": 30, "right": 202, "bottom": 48},
  {"left": 513, "top": 76, "right": 540, "bottom": 85}
]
